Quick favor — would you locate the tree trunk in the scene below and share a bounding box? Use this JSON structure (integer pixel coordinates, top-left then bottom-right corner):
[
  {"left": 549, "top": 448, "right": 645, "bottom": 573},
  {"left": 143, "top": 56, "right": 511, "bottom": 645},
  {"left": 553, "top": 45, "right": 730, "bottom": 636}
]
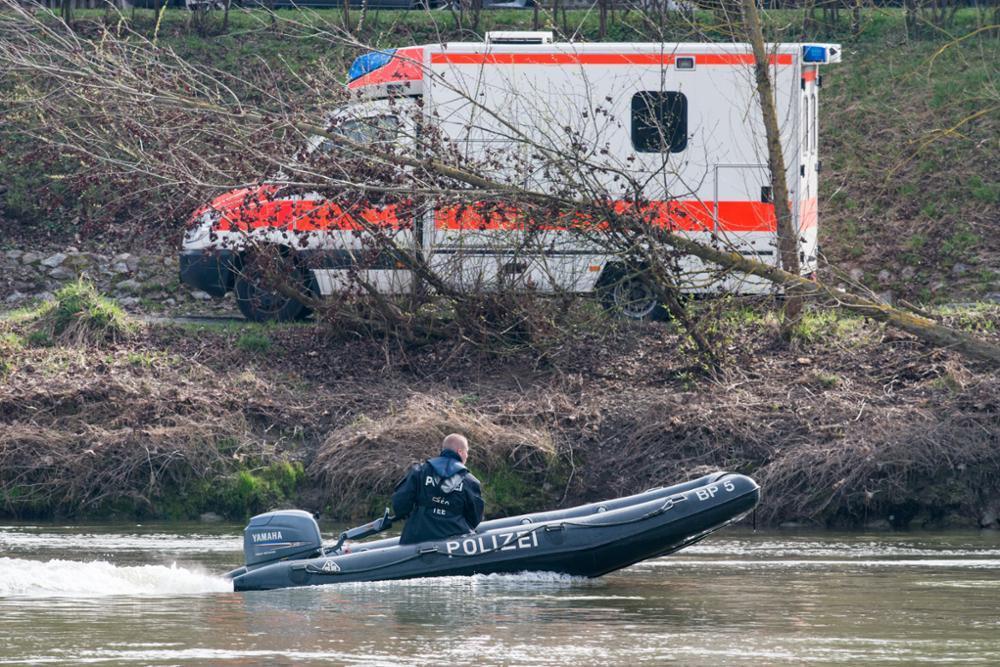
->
[
  {"left": 357, "top": 0, "right": 369, "bottom": 34},
  {"left": 473, "top": 0, "right": 482, "bottom": 33},
  {"left": 740, "top": 0, "right": 803, "bottom": 338},
  {"left": 646, "top": 229, "right": 1000, "bottom": 366},
  {"left": 904, "top": 0, "right": 918, "bottom": 36}
]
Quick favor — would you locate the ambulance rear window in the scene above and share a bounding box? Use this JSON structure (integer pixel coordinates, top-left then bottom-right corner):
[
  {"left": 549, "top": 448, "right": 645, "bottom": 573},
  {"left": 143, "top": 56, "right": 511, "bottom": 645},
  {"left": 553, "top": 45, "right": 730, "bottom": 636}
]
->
[{"left": 631, "top": 91, "right": 688, "bottom": 153}]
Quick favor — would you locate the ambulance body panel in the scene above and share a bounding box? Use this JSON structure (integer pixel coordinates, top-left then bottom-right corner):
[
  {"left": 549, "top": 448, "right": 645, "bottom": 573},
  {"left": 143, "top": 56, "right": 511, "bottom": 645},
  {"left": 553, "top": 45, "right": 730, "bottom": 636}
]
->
[{"left": 180, "top": 35, "right": 840, "bottom": 319}]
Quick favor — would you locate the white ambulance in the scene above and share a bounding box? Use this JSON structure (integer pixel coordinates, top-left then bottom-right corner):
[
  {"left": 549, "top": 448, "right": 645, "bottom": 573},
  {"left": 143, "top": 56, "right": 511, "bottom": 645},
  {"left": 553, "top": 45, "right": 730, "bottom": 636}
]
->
[{"left": 179, "top": 32, "right": 841, "bottom": 321}]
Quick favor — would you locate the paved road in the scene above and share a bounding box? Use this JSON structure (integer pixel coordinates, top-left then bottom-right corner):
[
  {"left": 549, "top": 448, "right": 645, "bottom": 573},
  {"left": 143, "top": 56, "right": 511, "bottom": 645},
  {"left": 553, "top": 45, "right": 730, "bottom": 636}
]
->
[{"left": 138, "top": 314, "right": 247, "bottom": 325}]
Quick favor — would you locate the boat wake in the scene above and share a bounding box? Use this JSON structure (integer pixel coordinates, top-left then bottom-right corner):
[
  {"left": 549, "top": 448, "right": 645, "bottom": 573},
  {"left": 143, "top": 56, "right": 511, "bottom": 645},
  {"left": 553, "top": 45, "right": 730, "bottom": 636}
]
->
[
  {"left": 329, "top": 570, "right": 592, "bottom": 592},
  {"left": 0, "top": 557, "right": 232, "bottom": 598}
]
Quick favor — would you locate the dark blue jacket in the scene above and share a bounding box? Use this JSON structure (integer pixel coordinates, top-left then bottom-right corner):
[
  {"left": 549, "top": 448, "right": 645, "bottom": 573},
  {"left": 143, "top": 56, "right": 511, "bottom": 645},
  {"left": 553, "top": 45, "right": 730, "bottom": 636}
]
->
[{"left": 391, "top": 449, "right": 485, "bottom": 545}]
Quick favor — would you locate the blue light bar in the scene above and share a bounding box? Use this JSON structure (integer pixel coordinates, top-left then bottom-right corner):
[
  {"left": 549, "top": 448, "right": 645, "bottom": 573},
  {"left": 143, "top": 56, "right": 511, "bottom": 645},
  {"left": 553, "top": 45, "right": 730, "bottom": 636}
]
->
[
  {"left": 802, "top": 45, "right": 827, "bottom": 63},
  {"left": 348, "top": 49, "right": 397, "bottom": 82}
]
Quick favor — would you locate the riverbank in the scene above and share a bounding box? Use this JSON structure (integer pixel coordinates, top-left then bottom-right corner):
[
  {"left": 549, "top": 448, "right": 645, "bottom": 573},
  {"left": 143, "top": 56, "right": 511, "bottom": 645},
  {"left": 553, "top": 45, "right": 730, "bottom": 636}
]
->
[
  {"left": 1, "top": 7, "right": 996, "bottom": 530},
  {"left": 2, "top": 285, "right": 998, "bottom": 529}
]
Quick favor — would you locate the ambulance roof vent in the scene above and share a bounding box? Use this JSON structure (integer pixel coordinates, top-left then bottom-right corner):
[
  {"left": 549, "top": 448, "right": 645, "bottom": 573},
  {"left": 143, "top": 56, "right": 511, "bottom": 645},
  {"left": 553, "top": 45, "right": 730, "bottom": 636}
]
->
[{"left": 485, "top": 31, "right": 553, "bottom": 45}]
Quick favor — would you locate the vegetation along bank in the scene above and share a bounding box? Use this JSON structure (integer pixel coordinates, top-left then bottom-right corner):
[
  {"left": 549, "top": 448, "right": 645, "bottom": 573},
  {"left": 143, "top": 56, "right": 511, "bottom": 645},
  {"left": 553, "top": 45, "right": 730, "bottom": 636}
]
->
[
  {"left": 1, "top": 283, "right": 998, "bottom": 529},
  {"left": 0, "top": 8, "right": 997, "bottom": 528}
]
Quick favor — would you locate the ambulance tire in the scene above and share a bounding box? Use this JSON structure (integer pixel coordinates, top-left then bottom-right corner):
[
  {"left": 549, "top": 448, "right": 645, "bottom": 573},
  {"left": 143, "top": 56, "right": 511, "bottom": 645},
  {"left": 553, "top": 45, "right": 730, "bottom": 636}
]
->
[
  {"left": 234, "top": 250, "right": 310, "bottom": 323},
  {"left": 597, "top": 268, "right": 668, "bottom": 322}
]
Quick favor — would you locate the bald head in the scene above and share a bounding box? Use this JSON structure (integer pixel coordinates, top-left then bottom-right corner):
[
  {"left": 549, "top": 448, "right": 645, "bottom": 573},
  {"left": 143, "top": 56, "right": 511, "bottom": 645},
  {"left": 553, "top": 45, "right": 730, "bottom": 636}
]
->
[{"left": 442, "top": 433, "right": 469, "bottom": 463}]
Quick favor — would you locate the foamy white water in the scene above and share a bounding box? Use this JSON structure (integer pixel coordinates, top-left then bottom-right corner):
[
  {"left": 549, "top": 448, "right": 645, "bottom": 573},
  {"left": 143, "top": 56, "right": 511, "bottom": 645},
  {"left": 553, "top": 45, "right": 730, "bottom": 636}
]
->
[
  {"left": 0, "top": 528, "right": 241, "bottom": 554},
  {"left": 0, "top": 557, "right": 232, "bottom": 598},
  {"left": 329, "top": 570, "right": 590, "bottom": 592}
]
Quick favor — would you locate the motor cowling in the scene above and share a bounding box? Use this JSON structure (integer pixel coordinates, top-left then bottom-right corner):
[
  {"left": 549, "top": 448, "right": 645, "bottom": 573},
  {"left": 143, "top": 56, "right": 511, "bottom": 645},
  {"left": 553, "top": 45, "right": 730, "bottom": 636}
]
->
[{"left": 244, "top": 509, "right": 323, "bottom": 568}]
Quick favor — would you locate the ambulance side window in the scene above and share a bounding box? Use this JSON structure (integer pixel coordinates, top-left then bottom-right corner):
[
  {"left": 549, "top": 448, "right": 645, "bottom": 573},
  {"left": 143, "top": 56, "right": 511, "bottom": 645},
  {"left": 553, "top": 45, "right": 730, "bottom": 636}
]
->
[
  {"left": 631, "top": 91, "right": 688, "bottom": 153},
  {"left": 311, "top": 115, "right": 401, "bottom": 154}
]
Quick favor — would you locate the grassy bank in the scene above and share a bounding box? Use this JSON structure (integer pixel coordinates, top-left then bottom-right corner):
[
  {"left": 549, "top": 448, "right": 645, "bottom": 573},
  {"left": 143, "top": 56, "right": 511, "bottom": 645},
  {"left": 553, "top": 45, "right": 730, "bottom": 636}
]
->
[
  {"left": 1, "top": 9, "right": 997, "bottom": 529},
  {"left": 2, "top": 284, "right": 998, "bottom": 528},
  {"left": 1, "top": 8, "right": 996, "bottom": 303}
]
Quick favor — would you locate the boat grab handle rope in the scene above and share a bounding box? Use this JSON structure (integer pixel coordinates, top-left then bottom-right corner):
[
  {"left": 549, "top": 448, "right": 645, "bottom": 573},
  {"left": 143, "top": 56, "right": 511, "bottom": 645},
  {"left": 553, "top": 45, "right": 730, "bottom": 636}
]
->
[{"left": 302, "top": 493, "right": 698, "bottom": 577}]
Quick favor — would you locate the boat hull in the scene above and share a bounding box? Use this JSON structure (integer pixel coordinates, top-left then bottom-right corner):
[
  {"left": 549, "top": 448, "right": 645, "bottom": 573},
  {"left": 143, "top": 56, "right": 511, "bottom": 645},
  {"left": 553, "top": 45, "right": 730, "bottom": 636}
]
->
[{"left": 232, "top": 472, "right": 758, "bottom": 591}]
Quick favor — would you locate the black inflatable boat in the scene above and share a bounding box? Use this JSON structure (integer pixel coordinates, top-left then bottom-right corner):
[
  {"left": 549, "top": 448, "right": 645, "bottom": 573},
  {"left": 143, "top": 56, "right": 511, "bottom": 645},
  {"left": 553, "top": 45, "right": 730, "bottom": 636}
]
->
[{"left": 227, "top": 471, "right": 759, "bottom": 591}]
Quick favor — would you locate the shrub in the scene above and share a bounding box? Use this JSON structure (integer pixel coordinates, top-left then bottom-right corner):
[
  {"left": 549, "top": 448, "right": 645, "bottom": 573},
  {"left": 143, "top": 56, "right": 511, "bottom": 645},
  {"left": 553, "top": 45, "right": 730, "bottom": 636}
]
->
[
  {"left": 236, "top": 330, "right": 272, "bottom": 354},
  {"left": 309, "top": 395, "right": 564, "bottom": 520},
  {"left": 791, "top": 309, "right": 864, "bottom": 345},
  {"left": 0, "top": 332, "right": 23, "bottom": 377},
  {"left": 201, "top": 461, "right": 306, "bottom": 520},
  {"left": 27, "top": 280, "right": 137, "bottom": 346}
]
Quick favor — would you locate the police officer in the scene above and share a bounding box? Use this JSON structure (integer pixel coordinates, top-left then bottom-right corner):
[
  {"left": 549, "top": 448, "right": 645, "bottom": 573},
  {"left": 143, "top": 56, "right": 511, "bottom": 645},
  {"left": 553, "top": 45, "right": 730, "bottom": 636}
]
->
[{"left": 391, "top": 433, "right": 485, "bottom": 545}]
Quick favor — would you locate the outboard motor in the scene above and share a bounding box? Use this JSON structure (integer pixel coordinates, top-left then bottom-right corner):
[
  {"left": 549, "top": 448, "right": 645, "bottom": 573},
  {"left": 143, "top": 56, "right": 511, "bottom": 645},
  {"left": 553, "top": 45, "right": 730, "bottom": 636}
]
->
[{"left": 242, "top": 509, "right": 323, "bottom": 570}]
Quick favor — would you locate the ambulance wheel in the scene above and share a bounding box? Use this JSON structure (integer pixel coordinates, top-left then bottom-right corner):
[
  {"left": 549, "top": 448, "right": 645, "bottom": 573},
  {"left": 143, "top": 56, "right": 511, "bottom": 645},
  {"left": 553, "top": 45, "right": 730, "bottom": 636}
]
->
[
  {"left": 234, "top": 250, "right": 310, "bottom": 323},
  {"left": 597, "top": 268, "right": 668, "bottom": 321}
]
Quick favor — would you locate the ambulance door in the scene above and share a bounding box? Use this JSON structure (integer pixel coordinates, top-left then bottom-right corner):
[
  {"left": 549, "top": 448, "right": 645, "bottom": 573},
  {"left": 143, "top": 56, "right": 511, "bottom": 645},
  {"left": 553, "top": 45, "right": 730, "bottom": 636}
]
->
[
  {"left": 798, "top": 68, "right": 820, "bottom": 273},
  {"left": 713, "top": 163, "right": 778, "bottom": 271}
]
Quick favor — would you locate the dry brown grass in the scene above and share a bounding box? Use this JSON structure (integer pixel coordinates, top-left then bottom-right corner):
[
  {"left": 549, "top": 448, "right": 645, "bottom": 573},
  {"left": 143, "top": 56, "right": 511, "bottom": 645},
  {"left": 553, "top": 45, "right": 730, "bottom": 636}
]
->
[
  {"left": 309, "top": 394, "right": 559, "bottom": 519},
  {"left": 590, "top": 345, "right": 1000, "bottom": 528},
  {"left": 0, "top": 354, "right": 258, "bottom": 514},
  {"left": 755, "top": 373, "right": 1000, "bottom": 526},
  {"left": 0, "top": 336, "right": 332, "bottom": 517},
  {"left": 2, "top": 301, "right": 997, "bottom": 527}
]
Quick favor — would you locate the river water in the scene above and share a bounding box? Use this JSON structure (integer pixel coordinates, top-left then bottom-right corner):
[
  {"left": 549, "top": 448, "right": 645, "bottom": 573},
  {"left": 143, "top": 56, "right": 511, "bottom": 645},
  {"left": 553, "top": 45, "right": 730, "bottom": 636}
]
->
[{"left": 1, "top": 523, "right": 998, "bottom": 665}]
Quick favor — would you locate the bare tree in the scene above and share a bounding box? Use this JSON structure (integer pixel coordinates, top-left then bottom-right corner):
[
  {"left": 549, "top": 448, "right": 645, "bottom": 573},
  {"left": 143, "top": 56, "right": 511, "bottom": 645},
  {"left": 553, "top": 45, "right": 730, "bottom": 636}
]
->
[
  {"left": 2, "top": 2, "right": 998, "bottom": 368},
  {"left": 739, "top": 0, "right": 802, "bottom": 338}
]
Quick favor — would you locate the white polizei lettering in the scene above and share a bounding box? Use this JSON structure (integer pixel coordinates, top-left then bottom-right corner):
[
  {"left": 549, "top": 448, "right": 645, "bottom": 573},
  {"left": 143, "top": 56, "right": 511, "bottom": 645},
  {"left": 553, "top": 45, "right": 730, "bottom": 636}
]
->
[
  {"left": 425, "top": 476, "right": 435, "bottom": 486},
  {"left": 448, "top": 530, "right": 540, "bottom": 556}
]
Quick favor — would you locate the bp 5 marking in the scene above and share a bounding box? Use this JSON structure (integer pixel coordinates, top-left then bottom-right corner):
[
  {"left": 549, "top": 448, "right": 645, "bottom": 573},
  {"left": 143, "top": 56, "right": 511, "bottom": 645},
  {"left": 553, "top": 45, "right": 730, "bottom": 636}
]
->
[{"left": 694, "top": 479, "right": 737, "bottom": 501}]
